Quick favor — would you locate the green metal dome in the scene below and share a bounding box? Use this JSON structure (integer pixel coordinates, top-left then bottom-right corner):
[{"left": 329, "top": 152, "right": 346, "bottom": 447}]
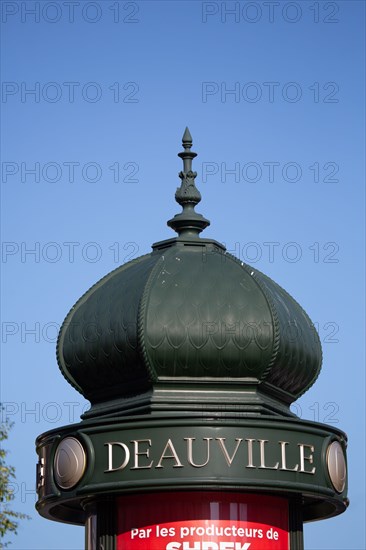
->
[{"left": 57, "top": 129, "right": 322, "bottom": 416}]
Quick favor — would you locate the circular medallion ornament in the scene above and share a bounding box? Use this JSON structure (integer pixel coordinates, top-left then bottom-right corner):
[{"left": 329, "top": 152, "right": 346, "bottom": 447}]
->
[
  {"left": 54, "top": 437, "right": 86, "bottom": 490},
  {"left": 327, "top": 440, "right": 346, "bottom": 493}
]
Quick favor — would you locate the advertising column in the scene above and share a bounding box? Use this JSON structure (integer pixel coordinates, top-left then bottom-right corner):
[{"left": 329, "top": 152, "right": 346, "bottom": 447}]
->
[{"left": 117, "top": 493, "right": 289, "bottom": 550}]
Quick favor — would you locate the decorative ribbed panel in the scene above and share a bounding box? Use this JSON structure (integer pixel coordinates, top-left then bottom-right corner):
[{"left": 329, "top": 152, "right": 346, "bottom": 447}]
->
[{"left": 56, "top": 129, "right": 322, "bottom": 408}]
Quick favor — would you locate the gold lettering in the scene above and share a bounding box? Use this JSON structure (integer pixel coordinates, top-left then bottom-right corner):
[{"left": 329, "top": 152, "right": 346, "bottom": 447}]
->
[
  {"left": 155, "top": 439, "right": 183, "bottom": 469},
  {"left": 216, "top": 438, "right": 243, "bottom": 466},
  {"left": 185, "top": 438, "right": 212, "bottom": 468},
  {"left": 279, "top": 441, "right": 299, "bottom": 471},
  {"left": 258, "top": 439, "right": 279, "bottom": 470},
  {"left": 298, "top": 443, "right": 316, "bottom": 474},
  {"left": 245, "top": 438, "right": 256, "bottom": 468},
  {"left": 130, "top": 439, "right": 153, "bottom": 470},
  {"left": 104, "top": 442, "right": 130, "bottom": 472}
]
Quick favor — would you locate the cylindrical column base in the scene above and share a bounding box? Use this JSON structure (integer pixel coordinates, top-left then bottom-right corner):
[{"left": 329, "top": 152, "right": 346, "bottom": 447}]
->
[
  {"left": 289, "top": 496, "right": 304, "bottom": 550},
  {"left": 85, "top": 492, "right": 305, "bottom": 549},
  {"left": 85, "top": 498, "right": 116, "bottom": 550}
]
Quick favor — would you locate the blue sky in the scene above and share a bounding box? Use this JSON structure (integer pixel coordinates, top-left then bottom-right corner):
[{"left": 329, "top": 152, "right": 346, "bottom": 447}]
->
[{"left": 1, "top": 1, "right": 365, "bottom": 548}]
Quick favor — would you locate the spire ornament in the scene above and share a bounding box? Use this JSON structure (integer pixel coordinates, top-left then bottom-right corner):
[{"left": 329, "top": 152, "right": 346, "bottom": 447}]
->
[{"left": 167, "top": 128, "right": 210, "bottom": 238}]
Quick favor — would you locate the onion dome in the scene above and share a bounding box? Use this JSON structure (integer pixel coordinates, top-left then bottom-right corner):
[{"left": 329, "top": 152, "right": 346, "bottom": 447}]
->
[{"left": 57, "top": 129, "right": 322, "bottom": 418}]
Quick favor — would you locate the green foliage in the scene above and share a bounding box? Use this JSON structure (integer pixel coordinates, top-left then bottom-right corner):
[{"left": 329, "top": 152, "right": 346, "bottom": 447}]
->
[{"left": 0, "top": 409, "right": 30, "bottom": 548}]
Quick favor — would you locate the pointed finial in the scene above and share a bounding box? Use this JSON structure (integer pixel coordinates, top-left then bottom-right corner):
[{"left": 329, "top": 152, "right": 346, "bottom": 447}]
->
[
  {"left": 182, "top": 126, "right": 193, "bottom": 148},
  {"left": 167, "top": 129, "right": 210, "bottom": 239}
]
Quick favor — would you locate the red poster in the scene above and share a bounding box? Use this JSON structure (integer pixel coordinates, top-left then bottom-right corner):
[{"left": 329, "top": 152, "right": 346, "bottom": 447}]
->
[{"left": 117, "top": 493, "right": 289, "bottom": 550}]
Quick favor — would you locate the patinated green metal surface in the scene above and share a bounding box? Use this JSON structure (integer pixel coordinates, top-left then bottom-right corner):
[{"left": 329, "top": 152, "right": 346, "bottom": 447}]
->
[
  {"left": 36, "top": 129, "right": 348, "bottom": 538},
  {"left": 37, "top": 415, "right": 347, "bottom": 525},
  {"left": 57, "top": 240, "right": 321, "bottom": 408}
]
